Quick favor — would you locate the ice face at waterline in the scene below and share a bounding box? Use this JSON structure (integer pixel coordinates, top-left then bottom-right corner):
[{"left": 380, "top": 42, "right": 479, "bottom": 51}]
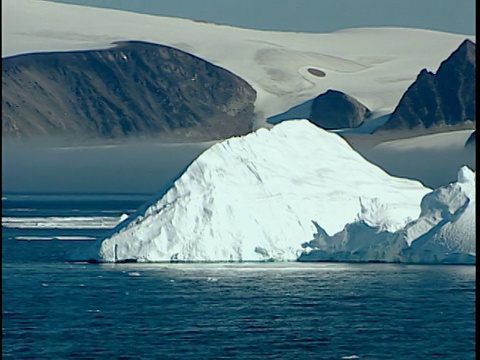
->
[{"left": 71, "top": 120, "right": 436, "bottom": 263}]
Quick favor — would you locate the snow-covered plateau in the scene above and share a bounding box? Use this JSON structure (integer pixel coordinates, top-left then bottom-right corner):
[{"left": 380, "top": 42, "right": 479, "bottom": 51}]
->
[{"left": 69, "top": 120, "right": 475, "bottom": 264}]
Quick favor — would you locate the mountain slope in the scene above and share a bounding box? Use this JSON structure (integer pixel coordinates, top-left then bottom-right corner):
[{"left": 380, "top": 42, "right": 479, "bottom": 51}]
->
[
  {"left": 3, "top": 0, "right": 474, "bottom": 124},
  {"left": 2, "top": 41, "right": 256, "bottom": 141}
]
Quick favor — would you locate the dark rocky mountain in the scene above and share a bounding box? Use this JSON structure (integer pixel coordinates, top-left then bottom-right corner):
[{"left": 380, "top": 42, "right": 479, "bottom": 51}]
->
[
  {"left": 309, "top": 89, "right": 370, "bottom": 130},
  {"left": 2, "top": 41, "right": 257, "bottom": 142},
  {"left": 375, "top": 39, "right": 475, "bottom": 132}
]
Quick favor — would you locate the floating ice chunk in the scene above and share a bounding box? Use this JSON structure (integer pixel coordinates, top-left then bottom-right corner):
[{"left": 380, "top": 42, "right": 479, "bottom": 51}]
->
[{"left": 457, "top": 165, "right": 475, "bottom": 184}]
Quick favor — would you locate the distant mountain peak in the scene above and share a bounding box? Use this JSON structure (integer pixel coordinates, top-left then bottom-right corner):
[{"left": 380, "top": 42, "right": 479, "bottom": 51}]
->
[{"left": 375, "top": 39, "right": 475, "bottom": 132}]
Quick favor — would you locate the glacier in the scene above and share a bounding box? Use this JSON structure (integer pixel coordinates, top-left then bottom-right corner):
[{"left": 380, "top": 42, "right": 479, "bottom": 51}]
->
[{"left": 69, "top": 120, "right": 474, "bottom": 264}]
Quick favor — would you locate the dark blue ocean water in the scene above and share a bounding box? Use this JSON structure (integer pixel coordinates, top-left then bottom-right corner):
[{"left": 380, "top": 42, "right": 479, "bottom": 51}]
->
[{"left": 2, "top": 194, "right": 476, "bottom": 359}]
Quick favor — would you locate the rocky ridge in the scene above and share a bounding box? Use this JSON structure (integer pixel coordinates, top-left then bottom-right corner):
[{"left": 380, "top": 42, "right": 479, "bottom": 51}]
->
[
  {"left": 2, "top": 41, "right": 257, "bottom": 142},
  {"left": 375, "top": 39, "right": 475, "bottom": 132}
]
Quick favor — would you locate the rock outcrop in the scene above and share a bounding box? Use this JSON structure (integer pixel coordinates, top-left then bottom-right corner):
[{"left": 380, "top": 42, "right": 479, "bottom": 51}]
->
[
  {"left": 376, "top": 39, "right": 475, "bottom": 132},
  {"left": 2, "top": 41, "right": 257, "bottom": 141},
  {"left": 309, "top": 89, "right": 370, "bottom": 130}
]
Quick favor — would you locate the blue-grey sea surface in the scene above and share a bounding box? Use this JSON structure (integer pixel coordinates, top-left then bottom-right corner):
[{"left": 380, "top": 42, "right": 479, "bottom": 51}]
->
[{"left": 2, "top": 194, "right": 476, "bottom": 359}]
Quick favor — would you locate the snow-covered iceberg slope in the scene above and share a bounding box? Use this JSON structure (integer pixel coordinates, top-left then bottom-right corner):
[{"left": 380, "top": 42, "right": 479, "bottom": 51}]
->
[
  {"left": 70, "top": 120, "right": 433, "bottom": 263},
  {"left": 299, "top": 167, "right": 475, "bottom": 264}
]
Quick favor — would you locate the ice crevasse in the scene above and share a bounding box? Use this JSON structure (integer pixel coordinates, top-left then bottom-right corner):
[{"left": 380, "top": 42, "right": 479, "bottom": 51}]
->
[{"left": 69, "top": 120, "right": 475, "bottom": 264}]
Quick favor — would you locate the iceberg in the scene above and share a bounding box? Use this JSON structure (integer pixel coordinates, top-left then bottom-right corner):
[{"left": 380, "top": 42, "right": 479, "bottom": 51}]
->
[
  {"left": 401, "top": 166, "right": 475, "bottom": 263},
  {"left": 300, "top": 166, "right": 475, "bottom": 264},
  {"left": 70, "top": 120, "right": 440, "bottom": 263}
]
